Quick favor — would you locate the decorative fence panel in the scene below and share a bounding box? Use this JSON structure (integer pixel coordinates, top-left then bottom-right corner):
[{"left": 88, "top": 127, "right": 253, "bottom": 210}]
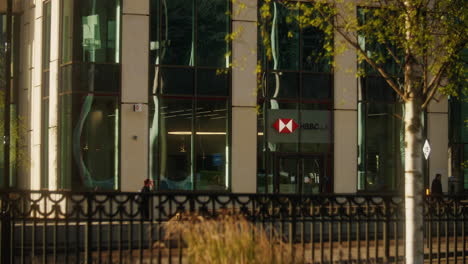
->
[{"left": 0, "top": 191, "right": 466, "bottom": 263}]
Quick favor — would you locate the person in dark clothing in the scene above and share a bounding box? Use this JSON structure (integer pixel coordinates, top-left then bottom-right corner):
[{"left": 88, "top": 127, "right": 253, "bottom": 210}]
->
[
  {"left": 431, "top": 173, "right": 443, "bottom": 196},
  {"left": 139, "top": 179, "right": 153, "bottom": 219}
]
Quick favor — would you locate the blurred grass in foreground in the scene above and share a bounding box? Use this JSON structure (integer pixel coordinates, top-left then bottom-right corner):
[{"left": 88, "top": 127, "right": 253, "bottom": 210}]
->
[{"left": 165, "top": 212, "right": 302, "bottom": 264}]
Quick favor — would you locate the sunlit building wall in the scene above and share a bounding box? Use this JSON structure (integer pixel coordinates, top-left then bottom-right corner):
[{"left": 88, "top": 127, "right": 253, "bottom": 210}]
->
[{"left": 2, "top": 0, "right": 459, "bottom": 194}]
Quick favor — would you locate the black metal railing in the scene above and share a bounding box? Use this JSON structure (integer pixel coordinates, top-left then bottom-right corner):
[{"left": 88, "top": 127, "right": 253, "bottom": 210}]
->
[{"left": 0, "top": 191, "right": 466, "bottom": 263}]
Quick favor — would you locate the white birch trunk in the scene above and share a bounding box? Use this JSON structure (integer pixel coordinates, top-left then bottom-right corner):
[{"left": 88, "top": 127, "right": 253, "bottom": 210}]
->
[{"left": 404, "top": 99, "right": 424, "bottom": 264}]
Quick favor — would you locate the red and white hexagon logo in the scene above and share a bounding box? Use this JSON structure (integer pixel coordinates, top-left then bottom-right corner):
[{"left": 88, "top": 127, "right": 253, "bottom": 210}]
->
[{"left": 273, "top": 118, "right": 299, "bottom": 134}]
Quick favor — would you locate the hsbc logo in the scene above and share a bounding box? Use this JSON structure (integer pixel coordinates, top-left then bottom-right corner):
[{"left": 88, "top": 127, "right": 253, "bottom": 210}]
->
[{"left": 273, "top": 118, "right": 299, "bottom": 134}]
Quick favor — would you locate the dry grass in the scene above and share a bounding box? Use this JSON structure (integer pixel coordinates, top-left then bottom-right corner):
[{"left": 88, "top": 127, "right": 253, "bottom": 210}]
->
[{"left": 165, "top": 213, "right": 302, "bottom": 264}]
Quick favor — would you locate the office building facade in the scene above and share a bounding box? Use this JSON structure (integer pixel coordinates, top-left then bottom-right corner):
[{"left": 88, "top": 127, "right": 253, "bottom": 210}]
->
[{"left": 0, "top": 0, "right": 465, "bottom": 193}]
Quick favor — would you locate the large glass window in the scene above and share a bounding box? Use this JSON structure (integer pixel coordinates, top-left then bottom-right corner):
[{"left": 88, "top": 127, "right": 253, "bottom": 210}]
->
[
  {"left": 449, "top": 59, "right": 468, "bottom": 193},
  {"left": 59, "top": 0, "right": 121, "bottom": 190},
  {"left": 150, "top": 0, "right": 230, "bottom": 191},
  {"left": 356, "top": 8, "right": 406, "bottom": 193},
  {"left": 357, "top": 78, "right": 404, "bottom": 192},
  {"left": 0, "top": 10, "right": 20, "bottom": 189},
  {"left": 257, "top": 0, "right": 333, "bottom": 194}
]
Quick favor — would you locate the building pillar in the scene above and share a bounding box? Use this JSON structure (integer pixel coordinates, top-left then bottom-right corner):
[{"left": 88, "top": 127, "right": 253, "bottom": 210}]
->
[
  {"left": 48, "top": 0, "right": 60, "bottom": 190},
  {"left": 28, "top": 1, "right": 43, "bottom": 190},
  {"left": 333, "top": 32, "right": 358, "bottom": 194},
  {"left": 427, "top": 97, "right": 449, "bottom": 192},
  {"left": 17, "top": 2, "right": 30, "bottom": 189},
  {"left": 231, "top": 0, "right": 257, "bottom": 193},
  {"left": 120, "top": 1, "right": 149, "bottom": 191}
]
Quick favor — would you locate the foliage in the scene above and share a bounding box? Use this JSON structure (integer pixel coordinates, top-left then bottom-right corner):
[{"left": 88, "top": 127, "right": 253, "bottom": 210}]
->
[
  {"left": 0, "top": 46, "right": 28, "bottom": 173},
  {"left": 165, "top": 213, "right": 301, "bottom": 264},
  {"left": 259, "top": 0, "right": 467, "bottom": 106}
]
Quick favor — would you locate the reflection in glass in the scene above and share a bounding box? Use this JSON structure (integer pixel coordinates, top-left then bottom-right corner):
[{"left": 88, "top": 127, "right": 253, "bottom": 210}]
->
[
  {"left": 449, "top": 95, "right": 468, "bottom": 192},
  {"left": 154, "top": 99, "right": 229, "bottom": 191},
  {"left": 159, "top": 99, "right": 193, "bottom": 190},
  {"left": 150, "top": 0, "right": 231, "bottom": 191},
  {"left": 278, "top": 158, "right": 297, "bottom": 194},
  {"left": 267, "top": 1, "right": 299, "bottom": 71},
  {"left": 160, "top": 0, "right": 194, "bottom": 66},
  {"left": 358, "top": 102, "right": 404, "bottom": 192},
  {"left": 302, "top": 157, "right": 325, "bottom": 194},
  {"left": 60, "top": 95, "right": 119, "bottom": 190},
  {"left": 0, "top": 14, "right": 20, "bottom": 188},
  {"left": 151, "top": 0, "right": 229, "bottom": 67},
  {"left": 197, "top": 0, "right": 229, "bottom": 67},
  {"left": 197, "top": 69, "right": 229, "bottom": 96},
  {"left": 361, "top": 76, "right": 396, "bottom": 102},
  {"left": 302, "top": 74, "right": 331, "bottom": 100},
  {"left": 268, "top": 72, "right": 299, "bottom": 99},
  {"left": 159, "top": 67, "right": 194, "bottom": 95},
  {"left": 62, "top": 0, "right": 121, "bottom": 63},
  {"left": 302, "top": 26, "right": 331, "bottom": 72},
  {"left": 195, "top": 100, "right": 228, "bottom": 190},
  {"left": 61, "top": 0, "right": 73, "bottom": 63}
]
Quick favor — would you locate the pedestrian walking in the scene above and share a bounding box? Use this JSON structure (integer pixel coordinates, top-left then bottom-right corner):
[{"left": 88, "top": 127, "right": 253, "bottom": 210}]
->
[
  {"left": 139, "top": 178, "right": 153, "bottom": 219},
  {"left": 431, "top": 173, "right": 443, "bottom": 196}
]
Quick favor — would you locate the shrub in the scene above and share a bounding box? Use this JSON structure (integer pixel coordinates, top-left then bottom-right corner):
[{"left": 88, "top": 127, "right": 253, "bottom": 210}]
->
[{"left": 165, "top": 213, "right": 301, "bottom": 264}]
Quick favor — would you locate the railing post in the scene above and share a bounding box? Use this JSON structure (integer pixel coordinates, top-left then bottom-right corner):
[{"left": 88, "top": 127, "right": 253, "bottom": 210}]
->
[
  {"left": 384, "top": 197, "right": 390, "bottom": 262},
  {"left": 290, "top": 198, "right": 297, "bottom": 262},
  {"left": 189, "top": 194, "right": 195, "bottom": 213},
  {"left": 1, "top": 194, "right": 11, "bottom": 264},
  {"left": 85, "top": 193, "right": 93, "bottom": 264}
]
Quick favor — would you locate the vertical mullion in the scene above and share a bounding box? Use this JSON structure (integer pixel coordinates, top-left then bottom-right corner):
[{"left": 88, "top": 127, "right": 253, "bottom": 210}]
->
[{"left": 192, "top": 0, "right": 197, "bottom": 191}]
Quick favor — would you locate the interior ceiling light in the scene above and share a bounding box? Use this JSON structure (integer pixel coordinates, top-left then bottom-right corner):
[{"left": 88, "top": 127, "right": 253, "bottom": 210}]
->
[{"left": 168, "top": 132, "right": 265, "bottom": 136}]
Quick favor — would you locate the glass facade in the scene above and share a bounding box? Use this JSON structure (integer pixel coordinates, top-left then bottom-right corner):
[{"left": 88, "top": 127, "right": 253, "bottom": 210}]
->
[
  {"left": 257, "top": 1, "right": 333, "bottom": 194},
  {"left": 356, "top": 8, "right": 408, "bottom": 193},
  {"left": 60, "top": 0, "right": 120, "bottom": 190},
  {"left": 149, "top": 0, "right": 230, "bottom": 191},
  {"left": 0, "top": 10, "right": 20, "bottom": 189},
  {"left": 357, "top": 77, "right": 404, "bottom": 192},
  {"left": 449, "top": 95, "right": 468, "bottom": 192}
]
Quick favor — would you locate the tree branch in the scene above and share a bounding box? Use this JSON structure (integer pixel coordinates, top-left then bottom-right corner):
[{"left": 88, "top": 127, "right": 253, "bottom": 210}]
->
[
  {"left": 334, "top": 26, "right": 408, "bottom": 101},
  {"left": 315, "top": 3, "right": 408, "bottom": 101},
  {"left": 421, "top": 63, "right": 446, "bottom": 109}
]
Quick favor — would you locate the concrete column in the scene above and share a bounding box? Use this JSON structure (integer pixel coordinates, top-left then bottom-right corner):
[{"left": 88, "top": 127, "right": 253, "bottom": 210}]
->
[
  {"left": 48, "top": 0, "right": 60, "bottom": 190},
  {"left": 333, "top": 32, "right": 358, "bottom": 194},
  {"left": 120, "top": 1, "right": 149, "bottom": 191},
  {"left": 17, "top": 5, "right": 31, "bottom": 189},
  {"left": 427, "top": 96, "right": 449, "bottom": 192},
  {"left": 231, "top": 0, "right": 257, "bottom": 193},
  {"left": 30, "top": 1, "right": 43, "bottom": 190}
]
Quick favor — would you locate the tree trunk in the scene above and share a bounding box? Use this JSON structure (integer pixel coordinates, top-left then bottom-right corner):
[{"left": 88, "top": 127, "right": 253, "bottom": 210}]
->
[{"left": 404, "top": 98, "right": 424, "bottom": 264}]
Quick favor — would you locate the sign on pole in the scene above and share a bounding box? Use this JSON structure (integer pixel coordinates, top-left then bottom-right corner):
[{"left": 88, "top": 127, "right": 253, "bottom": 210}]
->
[{"left": 423, "top": 139, "right": 431, "bottom": 160}]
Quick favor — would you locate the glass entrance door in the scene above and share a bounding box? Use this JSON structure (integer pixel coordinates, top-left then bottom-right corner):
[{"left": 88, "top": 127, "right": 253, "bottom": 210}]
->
[{"left": 275, "top": 154, "right": 326, "bottom": 194}]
